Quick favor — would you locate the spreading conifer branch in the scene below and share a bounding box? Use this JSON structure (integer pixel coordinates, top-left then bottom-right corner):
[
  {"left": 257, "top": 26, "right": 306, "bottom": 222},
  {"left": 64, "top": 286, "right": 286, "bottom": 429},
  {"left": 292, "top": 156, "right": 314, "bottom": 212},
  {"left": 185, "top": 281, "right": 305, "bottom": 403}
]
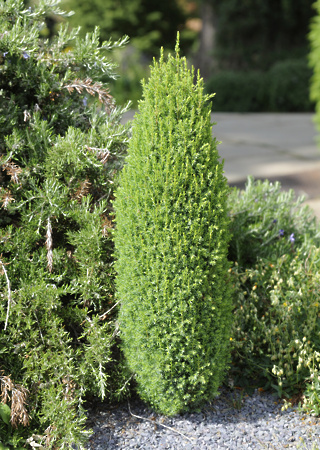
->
[
  {"left": 0, "top": 1, "right": 130, "bottom": 445},
  {"left": 64, "top": 78, "right": 114, "bottom": 111},
  {"left": 0, "top": 256, "right": 12, "bottom": 331}
]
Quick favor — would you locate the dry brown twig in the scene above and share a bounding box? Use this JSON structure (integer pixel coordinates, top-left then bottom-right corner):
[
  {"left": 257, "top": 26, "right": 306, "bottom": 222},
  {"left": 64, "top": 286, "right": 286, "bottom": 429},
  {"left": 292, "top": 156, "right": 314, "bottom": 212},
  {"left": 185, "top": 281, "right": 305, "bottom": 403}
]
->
[
  {"left": 2, "top": 159, "right": 22, "bottom": 185},
  {"left": 86, "top": 145, "right": 110, "bottom": 164},
  {"left": 61, "top": 375, "right": 76, "bottom": 402},
  {"left": 127, "top": 401, "right": 195, "bottom": 443},
  {"left": 10, "top": 385, "right": 30, "bottom": 427},
  {"left": 73, "top": 178, "right": 91, "bottom": 202},
  {"left": 0, "top": 256, "right": 12, "bottom": 331},
  {"left": 0, "top": 159, "right": 22, "bottom": 208},
  {"left": 63, "top": 78, "right": 114, "bottom": 112},
  {"left": 26, "top": 425, "right": 55, "bottom": 449},
  {"left": 45, "top": 217, "right": 53, "bottom": 273},
  {"left": 0, "top": 188, "right": 15, "bottom": 209},
  {"left": 101, "top": 216, "right": 113, "bottom": 237},
  {"left": 0, "top": 374, "right": 30, "bottom": 427},
  {"left": 98, "top": 299, "right": 121, "bottom": 321}
]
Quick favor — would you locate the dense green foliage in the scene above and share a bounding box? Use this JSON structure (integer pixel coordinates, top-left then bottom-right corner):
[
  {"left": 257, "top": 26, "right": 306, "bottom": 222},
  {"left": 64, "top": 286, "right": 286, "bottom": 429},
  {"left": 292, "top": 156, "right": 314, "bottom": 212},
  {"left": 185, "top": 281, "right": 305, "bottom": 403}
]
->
[
  {"left": 206, "top": 70, "right": 265, "bottom": 113},
  {"left": 227, "top": 177, "right": 320, "bottom": 414},
  {"left": 204, "top": 0, "right": 314, "bottom": 112},
  {"left": 1, "top": 2, "right": 319, "bottom": 444},
  {"left": 114, "top": 39, "right": 233, "bottom": 416},
  {"left": 61, "top": 0, "right": 198, "bottom": 108},
  {"left": 61, "top": 0, "right": 193, "bottom": 57},
  {"left": 205, "top": 59, "right": 314, "bottom": 112},
  {"left": 0, "top": 0, "right": 130, "bottom": 447},
  {"left": 309, "top": 0, "right": 320, "bottom": 136},
  {"left": 211, "top": 0, "right": 314, "bottom": 71},
  {"left": 267, "top": 59, "right": 314, "bottom": 112},
  {"left": 228, "top": 177, "right": 320, "bottom": 268},
  {"left": 0, "top": 401, "right": 25, "bottom": 449}
]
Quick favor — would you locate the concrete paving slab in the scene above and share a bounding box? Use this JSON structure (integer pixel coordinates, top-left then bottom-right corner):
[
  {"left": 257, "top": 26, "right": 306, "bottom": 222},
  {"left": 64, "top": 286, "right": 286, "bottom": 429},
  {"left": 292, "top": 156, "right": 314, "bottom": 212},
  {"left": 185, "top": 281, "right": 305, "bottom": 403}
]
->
[
  {"left": 121, "top": 111, "right": 320, "bottom": 218},
  {"left": 212, "top": 113, "right": 318, "bottom": 149},
  {"left": 305, "top": 198, "right": 320, "bottom": 218},
  {"left": 211, "top": 113, "right": 320, "bottom": 218},
  {"left": 212, "top": 113, "right": 320, "bottom": 183}
]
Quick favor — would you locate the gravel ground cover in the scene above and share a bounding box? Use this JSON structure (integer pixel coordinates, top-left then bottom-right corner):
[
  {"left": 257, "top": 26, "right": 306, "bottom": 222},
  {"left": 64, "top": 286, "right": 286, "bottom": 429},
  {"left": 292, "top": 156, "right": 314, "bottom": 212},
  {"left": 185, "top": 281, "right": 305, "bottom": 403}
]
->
[{"left": 85, "top": 388, "right": 320, "bottom": 449}]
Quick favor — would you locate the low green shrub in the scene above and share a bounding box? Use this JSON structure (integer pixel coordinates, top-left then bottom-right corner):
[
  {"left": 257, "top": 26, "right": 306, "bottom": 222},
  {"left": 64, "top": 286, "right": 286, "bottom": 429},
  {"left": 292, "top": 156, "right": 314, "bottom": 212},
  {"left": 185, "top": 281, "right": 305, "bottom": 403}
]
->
[
  {"left": 205, "top": 70, "right": 265, "bottom": 112},
  {"left": 228, "top": 176, "right": 320, "bottom": 268},
  {"left": 268, "top": 59, "right": 313, "bottom": 112},
  {"left": 211, "top": 0, "right": 313, "bottom": 72},
  {"left": 206, "top": 58, "right": 314, "bottom": 112},
  {"left": 114, "top": 37, "right": 233, "bottom": 416},
  {"left": 0, "top": 0, "right": 130, "bottom": 447},
  {"left": 228, "top": 177, "right": 320, "bottom": 414}
]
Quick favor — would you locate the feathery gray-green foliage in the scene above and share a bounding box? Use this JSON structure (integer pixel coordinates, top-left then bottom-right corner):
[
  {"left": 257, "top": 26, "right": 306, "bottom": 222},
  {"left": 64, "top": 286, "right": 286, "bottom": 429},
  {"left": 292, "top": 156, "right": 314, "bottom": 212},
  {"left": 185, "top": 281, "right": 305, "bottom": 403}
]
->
[
  {"left": 0, "top": 0, "right": 130, "bottom": 447},
  {"left": 114, "top": 37, "right": 233, "bottom": 416}
]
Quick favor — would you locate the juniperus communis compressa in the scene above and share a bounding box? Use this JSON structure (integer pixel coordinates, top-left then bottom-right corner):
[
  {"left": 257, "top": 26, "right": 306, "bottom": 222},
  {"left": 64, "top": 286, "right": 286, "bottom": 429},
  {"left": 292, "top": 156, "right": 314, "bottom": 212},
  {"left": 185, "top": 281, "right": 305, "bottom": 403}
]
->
[{"left": 114, "top": 38, "right": 233, "bottom": 416}]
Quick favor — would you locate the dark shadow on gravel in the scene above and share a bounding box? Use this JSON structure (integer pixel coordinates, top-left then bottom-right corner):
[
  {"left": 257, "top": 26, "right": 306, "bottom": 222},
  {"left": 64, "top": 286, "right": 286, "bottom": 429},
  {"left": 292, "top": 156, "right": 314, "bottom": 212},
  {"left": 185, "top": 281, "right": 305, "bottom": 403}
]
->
[{"left": 84, "top": 388, "right": 320, "bottom": 449}]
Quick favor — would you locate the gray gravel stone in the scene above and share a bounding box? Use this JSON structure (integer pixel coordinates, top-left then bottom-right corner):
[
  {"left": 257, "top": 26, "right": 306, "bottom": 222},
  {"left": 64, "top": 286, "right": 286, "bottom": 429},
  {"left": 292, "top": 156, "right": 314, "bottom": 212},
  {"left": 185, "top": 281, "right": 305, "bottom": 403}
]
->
[{"left": 85, "top": 388, "right": 320, "bottom": 449}]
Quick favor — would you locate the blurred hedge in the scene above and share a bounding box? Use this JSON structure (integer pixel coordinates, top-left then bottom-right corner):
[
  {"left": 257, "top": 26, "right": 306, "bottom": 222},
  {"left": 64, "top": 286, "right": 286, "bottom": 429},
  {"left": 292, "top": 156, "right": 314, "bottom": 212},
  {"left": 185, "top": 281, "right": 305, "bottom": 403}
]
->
[
  {"left": 205, "top": 58, "right": 314, "bottom": 112},
  {"left": 211, "top": 0, "right": 313, "bottom": 71}
]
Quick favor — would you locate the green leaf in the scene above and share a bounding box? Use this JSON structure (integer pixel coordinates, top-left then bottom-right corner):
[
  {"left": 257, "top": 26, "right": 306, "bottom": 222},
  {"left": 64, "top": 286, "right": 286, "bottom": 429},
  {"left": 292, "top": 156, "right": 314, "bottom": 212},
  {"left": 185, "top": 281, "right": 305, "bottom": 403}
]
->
[
  {"left": 0, "top": 403, "right": 11, "bottom": 425},
  {"left": 0, "top": 443, "right": 10, "bottom": 450}
]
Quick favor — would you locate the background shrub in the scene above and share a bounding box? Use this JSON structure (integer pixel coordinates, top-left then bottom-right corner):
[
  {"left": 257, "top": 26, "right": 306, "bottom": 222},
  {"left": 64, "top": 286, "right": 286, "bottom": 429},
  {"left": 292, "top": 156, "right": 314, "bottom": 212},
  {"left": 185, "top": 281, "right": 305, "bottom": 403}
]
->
[
  {"left": 114, "top": 38, "right": 233, "bottom": 416},
  {"left": 268, "top": 59, "right": 313, "bottom": 112},
  {"left": 0, "top": 1, "right": 130, "bottom": 447},
  {"left": 211, "top": 0, "right": 313, "bottom": 71},
  {"left": 205, "top": 70, "right": 265, "bottom": 112},
  {"left": 206, "top": 59, "right": 313, "bottom": 112},
  {"left": 61, "top": 0, "right": 194, "bottom": 57},
  {"left": 227, "top": 177, "right": 320, "bottom": 414}
]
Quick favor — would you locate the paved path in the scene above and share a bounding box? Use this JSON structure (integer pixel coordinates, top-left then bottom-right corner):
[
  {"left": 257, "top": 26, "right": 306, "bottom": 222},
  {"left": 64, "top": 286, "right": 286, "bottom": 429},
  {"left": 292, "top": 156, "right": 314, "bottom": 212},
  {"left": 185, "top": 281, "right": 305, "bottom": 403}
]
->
[{"left": 122, "top": 111, "right": 320, "bottom": 218}]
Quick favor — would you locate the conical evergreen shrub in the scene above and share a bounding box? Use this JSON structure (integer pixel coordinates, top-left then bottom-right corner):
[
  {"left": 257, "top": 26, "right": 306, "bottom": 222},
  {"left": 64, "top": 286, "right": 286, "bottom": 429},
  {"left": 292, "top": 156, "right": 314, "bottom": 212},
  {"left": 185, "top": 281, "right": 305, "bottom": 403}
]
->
[{"left": 114, "top": 38, "right": 233, "bottom": 416}]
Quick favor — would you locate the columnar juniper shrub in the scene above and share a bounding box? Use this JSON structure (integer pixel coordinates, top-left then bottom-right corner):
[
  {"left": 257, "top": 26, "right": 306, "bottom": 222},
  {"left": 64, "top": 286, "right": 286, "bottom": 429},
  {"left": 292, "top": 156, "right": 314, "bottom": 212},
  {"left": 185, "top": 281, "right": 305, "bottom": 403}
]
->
[
  {"left": 228, "top": 177, "right": 320, "bottom": 414},
  {"left": 0, "top": 1, "right": 130, "bottom": 447},
  {"left": 309, "top": 0, "right": 320, "bottom": 136},
  {"left": 114, "top": 37, "right": 233, "bottom": 416}
]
